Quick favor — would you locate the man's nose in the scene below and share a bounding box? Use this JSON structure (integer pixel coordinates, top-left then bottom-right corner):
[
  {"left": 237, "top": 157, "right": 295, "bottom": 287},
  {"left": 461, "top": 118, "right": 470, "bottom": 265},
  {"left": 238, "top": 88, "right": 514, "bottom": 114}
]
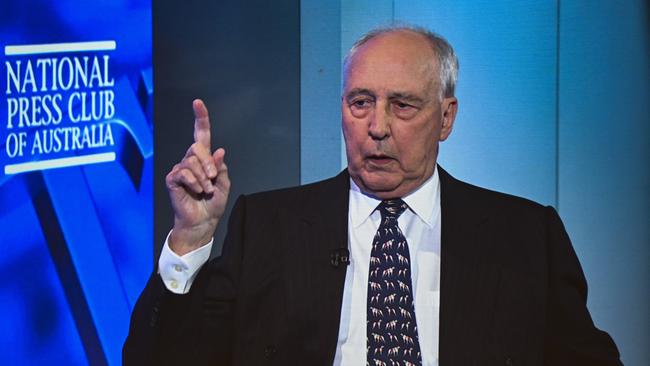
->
[{"left": 368, "top": 104, "right": 390, "bottom": 140}]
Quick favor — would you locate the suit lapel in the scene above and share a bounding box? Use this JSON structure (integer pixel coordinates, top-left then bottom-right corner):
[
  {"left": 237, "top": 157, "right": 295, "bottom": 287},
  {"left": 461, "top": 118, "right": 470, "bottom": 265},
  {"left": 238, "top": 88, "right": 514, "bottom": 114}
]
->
[
  {"left": 283, "top": 170, "right": 350, "bottom": 364},
  {"left": 438, "top": 167, "right": 501, "bottom": 364}
]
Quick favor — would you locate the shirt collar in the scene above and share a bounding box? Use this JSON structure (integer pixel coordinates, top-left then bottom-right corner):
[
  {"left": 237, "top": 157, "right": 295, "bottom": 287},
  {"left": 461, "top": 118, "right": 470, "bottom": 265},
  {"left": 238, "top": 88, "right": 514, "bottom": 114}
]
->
[{"left": 349, "top": 166, "right": 440, "bottom": 228}]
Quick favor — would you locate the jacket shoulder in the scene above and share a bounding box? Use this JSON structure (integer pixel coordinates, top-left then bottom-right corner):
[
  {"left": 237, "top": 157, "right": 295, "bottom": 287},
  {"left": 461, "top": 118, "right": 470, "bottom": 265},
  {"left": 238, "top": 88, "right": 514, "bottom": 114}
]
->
[
  {"left": 440, "top": 167, "right": 551, "bottom": 219},
  {"left": 241, "top": 170, "right": 349, "bottom": 212}
]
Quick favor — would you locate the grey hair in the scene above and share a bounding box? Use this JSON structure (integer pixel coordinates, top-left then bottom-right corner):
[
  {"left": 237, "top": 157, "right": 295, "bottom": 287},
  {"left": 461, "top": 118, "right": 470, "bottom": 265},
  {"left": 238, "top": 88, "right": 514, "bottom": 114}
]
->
[{"left": 343, "top": 25, "right": 459, "bottom": 101}]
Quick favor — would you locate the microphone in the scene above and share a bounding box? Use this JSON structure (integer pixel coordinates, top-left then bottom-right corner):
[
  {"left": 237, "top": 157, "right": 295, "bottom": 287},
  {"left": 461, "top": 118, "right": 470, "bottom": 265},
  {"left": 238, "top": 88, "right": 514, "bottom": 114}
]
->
[{"left": 330, "top": 248, "right": 350, "bottom": 268}]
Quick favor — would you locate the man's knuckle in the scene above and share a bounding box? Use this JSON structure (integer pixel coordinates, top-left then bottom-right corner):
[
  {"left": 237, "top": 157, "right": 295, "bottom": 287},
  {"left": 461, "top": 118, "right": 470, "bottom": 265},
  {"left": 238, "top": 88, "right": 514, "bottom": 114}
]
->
[
  {"left": 179, "top": 170, "right": 192, "bottom": 182},
  {"left": 186, "top": 155, "right": 199, "bottom": 166}
]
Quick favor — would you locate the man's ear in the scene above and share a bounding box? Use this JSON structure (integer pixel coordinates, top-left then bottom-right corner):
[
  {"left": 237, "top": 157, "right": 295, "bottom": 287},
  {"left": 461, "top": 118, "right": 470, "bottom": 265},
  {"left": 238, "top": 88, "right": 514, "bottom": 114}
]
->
[{"left": 439, "top": 97, "right": 458, "bottom": 141}]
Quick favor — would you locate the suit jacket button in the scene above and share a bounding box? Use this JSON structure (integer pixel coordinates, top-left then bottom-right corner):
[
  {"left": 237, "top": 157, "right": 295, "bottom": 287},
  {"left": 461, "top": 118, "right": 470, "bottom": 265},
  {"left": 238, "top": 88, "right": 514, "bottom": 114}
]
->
[
  {"left": 149, "top": 304, "right": 159, "bottom": 327},
  {"left": 264, "top": 345, "right": 277, "bottom": 359},
  {"left": 505, "top": 357, "right": 514, "bottom": 366}
]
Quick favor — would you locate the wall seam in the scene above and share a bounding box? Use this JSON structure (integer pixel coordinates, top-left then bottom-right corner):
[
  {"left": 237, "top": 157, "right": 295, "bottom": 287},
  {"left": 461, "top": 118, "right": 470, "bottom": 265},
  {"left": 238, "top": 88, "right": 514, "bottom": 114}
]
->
[{"left": 555, "top": 0, "right": 561, "bottom": 210}]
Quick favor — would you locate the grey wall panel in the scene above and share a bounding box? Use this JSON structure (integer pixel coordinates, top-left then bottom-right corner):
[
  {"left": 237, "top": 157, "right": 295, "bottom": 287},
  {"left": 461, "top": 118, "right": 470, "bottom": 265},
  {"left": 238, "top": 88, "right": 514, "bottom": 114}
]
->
[{"left": 154, "top": 0, "right": 301, "bottom": 255}]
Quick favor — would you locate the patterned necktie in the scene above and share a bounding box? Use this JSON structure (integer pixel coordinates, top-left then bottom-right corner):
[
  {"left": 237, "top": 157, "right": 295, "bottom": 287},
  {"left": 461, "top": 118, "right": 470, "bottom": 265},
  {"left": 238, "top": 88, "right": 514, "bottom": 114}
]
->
[{"left": 367, "top": 199, "right": 422, "bottom": 366}]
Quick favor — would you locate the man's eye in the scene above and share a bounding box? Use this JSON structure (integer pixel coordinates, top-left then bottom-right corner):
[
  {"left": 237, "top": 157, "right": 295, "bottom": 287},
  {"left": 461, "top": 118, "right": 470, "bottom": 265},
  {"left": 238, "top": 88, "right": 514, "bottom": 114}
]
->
[
  {"left": 395, "top": 102, "right": 412, "bottom": 109},
  {"left": 349, "top": 99, "right": 372, "bottom": 117},
  {"left": 352, "top": 100, "right": 369, "bottom": 108},
  {"left": 393, "top": 101, "right": 418, "bottom": 119}
]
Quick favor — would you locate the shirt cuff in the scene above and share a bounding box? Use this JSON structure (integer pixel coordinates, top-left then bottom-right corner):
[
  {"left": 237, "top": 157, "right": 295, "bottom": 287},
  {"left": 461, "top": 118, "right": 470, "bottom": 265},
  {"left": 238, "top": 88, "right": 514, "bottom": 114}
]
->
[{"left": 158, "top": 230, "right": 213, "bottom": 294}]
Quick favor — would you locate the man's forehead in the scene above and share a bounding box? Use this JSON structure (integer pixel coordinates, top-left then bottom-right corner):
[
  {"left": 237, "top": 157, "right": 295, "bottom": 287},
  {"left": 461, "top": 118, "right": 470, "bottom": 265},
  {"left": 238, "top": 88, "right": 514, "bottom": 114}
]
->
[
  {"left": 350, "top": 30, "right": 436, "bottom": 65},
  {"left": 343, "top": 30, "right": 439, "bottom": 92},
  {"left": 344, "top": 61, "right": 437, "bottom": 99}
]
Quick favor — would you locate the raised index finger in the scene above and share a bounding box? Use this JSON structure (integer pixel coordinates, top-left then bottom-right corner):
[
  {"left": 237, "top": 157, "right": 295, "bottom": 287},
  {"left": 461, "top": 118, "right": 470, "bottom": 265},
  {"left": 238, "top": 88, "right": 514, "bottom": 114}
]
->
[{"left": 193, "top": 99, "right": 211, "bottom": 149}]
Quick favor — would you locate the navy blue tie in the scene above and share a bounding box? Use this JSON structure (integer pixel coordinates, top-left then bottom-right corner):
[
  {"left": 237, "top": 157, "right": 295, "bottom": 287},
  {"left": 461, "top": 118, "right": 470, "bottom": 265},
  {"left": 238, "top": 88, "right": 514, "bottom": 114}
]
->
[{"left": 367, "top": 199, "right": 422, "bottom": 366}]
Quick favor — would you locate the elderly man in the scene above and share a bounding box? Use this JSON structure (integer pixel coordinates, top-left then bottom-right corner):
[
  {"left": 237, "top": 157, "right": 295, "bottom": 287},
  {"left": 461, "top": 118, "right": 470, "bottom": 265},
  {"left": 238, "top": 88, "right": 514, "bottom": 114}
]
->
[{"left": 124, "top": 26, "right": 621, "bottom": 365}]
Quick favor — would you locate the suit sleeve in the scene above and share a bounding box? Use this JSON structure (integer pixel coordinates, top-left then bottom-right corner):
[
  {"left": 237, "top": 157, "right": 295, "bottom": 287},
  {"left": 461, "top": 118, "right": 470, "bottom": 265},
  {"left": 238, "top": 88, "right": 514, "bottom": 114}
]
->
[
  {"left": 543, "top": 206, "right": 623, "bottom": 366},
  {"left": 122, "top": 195, "right": 247, "bottom": 366}
]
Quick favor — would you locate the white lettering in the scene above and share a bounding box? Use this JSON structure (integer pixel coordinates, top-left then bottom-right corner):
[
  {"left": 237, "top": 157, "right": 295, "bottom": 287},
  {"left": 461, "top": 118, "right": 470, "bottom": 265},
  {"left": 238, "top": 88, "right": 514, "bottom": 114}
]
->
[
  {"left": 6, "top": 60, "right": 21, "bottom": 95},
  {"left": 6, "top": 132, "right": 27, "bottom": 157}
]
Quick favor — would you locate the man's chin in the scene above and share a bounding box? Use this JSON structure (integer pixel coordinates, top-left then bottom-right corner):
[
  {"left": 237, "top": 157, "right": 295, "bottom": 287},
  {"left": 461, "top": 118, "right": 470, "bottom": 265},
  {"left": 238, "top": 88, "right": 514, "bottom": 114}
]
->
[{"left": 355, "top": 173, "right": 403, "bottom": 198}]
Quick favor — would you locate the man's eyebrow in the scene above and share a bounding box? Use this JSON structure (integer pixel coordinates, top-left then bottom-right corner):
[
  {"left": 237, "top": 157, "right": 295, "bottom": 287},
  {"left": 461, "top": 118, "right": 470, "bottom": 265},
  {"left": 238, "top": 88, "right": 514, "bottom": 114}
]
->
[
  {"left": 388, "top": 92, "right": 425, "bottom": 104},
  {"left": 345, "top": 88, "right": 375, "bottom": 102}
]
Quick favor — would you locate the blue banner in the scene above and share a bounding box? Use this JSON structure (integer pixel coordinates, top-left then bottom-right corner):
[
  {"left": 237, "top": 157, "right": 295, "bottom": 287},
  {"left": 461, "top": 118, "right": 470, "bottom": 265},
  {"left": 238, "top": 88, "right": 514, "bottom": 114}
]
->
[{"left": 0, "top": 1, "right": 152, "bottom": 365}]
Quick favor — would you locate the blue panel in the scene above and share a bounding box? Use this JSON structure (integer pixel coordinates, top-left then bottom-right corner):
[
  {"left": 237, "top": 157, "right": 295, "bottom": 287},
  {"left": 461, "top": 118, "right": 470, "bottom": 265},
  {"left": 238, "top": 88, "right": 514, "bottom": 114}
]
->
[
  {"left": 341, "top": 0, "right": 395, "bottom": 55},
  {"left": 394, "top": 0, "right": 558, "bottom": 206},
  {"left": 302, "top": 0, "right": 395, "bottom": 178},
  {"left": 558, "top": 2, "right": 650, "bottom": 365},
  {"left": 28, "top": 168, "right": 133, "bottom": 364},
  {"left": 0, "top": 176, "right": 87, "bottom": 366},
  {"left": 340, "top": 0, "right": 395, "bottom": 168},
  {"left": 300, "top": 0, "right": 342, "bottom": 183}
]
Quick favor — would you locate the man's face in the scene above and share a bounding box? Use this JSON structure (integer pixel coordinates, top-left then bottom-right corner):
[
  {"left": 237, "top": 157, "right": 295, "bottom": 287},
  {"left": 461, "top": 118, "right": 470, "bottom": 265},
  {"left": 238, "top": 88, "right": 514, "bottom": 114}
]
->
[{"left": 342, "top": 30, "right": 457, "bottom": 199}]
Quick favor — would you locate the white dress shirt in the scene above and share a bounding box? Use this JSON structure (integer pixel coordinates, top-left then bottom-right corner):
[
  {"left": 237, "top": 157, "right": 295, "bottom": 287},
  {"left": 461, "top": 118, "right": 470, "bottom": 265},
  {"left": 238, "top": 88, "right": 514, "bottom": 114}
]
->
[
  {"left": 159, "top": 168, "right": 441, "bottom": 365},
  {"left": 333, "top": 168, "right": 441, "bottom": 366}
]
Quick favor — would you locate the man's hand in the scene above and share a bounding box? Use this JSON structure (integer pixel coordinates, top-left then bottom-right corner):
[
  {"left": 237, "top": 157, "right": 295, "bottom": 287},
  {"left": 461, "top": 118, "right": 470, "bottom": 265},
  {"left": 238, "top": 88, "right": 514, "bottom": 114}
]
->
[{"left": 165, "top": 99, "right": 231, "bottom": 255}]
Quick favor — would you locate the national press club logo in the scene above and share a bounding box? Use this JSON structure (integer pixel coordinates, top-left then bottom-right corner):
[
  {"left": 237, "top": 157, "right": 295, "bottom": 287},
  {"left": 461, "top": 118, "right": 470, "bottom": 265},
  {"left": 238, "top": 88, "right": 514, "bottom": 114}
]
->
[{"left": 3, "top": 40, "right": 118, "bottom": 175}]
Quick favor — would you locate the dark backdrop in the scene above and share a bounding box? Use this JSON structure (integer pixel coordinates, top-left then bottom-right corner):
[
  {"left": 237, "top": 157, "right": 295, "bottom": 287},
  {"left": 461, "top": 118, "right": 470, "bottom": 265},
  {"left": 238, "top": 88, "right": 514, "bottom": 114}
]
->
[{"left": 153, "top": 0, "right": 301, "bottom": 256}]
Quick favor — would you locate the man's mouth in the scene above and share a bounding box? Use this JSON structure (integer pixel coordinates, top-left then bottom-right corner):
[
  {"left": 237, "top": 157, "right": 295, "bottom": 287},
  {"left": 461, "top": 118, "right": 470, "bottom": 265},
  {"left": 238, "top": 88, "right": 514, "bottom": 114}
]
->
[{"left": 367, "top": 154, "right": 395, "bottom": 165}]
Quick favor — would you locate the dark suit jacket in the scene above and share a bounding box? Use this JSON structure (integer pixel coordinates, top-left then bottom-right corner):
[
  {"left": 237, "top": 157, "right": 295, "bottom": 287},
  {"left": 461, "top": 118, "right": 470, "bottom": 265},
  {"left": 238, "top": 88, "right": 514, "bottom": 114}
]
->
[{"left": 124, "top": 167, "right": 622, "bottom": 366}]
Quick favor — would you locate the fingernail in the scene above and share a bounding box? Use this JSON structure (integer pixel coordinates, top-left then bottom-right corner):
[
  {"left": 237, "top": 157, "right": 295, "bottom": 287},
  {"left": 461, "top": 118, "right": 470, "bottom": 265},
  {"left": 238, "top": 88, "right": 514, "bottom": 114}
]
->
[
  {"left": 206, "top": 165, "right": 216, "bottom": 177},
  {"left": 206, "top": 180, "right": 214, "bottom": 192}
]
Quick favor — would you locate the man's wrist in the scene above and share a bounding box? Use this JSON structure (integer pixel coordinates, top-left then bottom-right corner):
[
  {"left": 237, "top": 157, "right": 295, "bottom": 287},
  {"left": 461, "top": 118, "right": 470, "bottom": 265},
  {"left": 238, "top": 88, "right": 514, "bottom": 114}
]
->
[
  {"left": 169, "top": 226, "right": 214, "bottom": 256},
  {"left": 159, "top": 231, "right": 213, "bottom": 294}
]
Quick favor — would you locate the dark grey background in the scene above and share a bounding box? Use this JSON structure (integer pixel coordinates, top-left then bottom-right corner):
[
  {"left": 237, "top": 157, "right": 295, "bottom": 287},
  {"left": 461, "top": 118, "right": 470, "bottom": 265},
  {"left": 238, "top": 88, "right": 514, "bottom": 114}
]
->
[{"left": 153, "top": 0, "right": 301, "bottom": 257}]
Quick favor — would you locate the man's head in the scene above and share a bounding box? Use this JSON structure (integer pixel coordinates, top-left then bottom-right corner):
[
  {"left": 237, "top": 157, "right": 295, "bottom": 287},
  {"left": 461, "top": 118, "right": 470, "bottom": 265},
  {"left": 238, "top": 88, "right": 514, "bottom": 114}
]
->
[{"left": 342, "top": 26, "right": 459, "bottom": 199}]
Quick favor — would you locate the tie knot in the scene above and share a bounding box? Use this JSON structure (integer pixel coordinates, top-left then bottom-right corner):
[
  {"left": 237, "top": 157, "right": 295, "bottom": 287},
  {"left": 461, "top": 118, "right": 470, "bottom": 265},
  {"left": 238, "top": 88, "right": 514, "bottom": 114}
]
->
[{"left": 378, "top": 199, "right": 408, "bottom": 220}]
